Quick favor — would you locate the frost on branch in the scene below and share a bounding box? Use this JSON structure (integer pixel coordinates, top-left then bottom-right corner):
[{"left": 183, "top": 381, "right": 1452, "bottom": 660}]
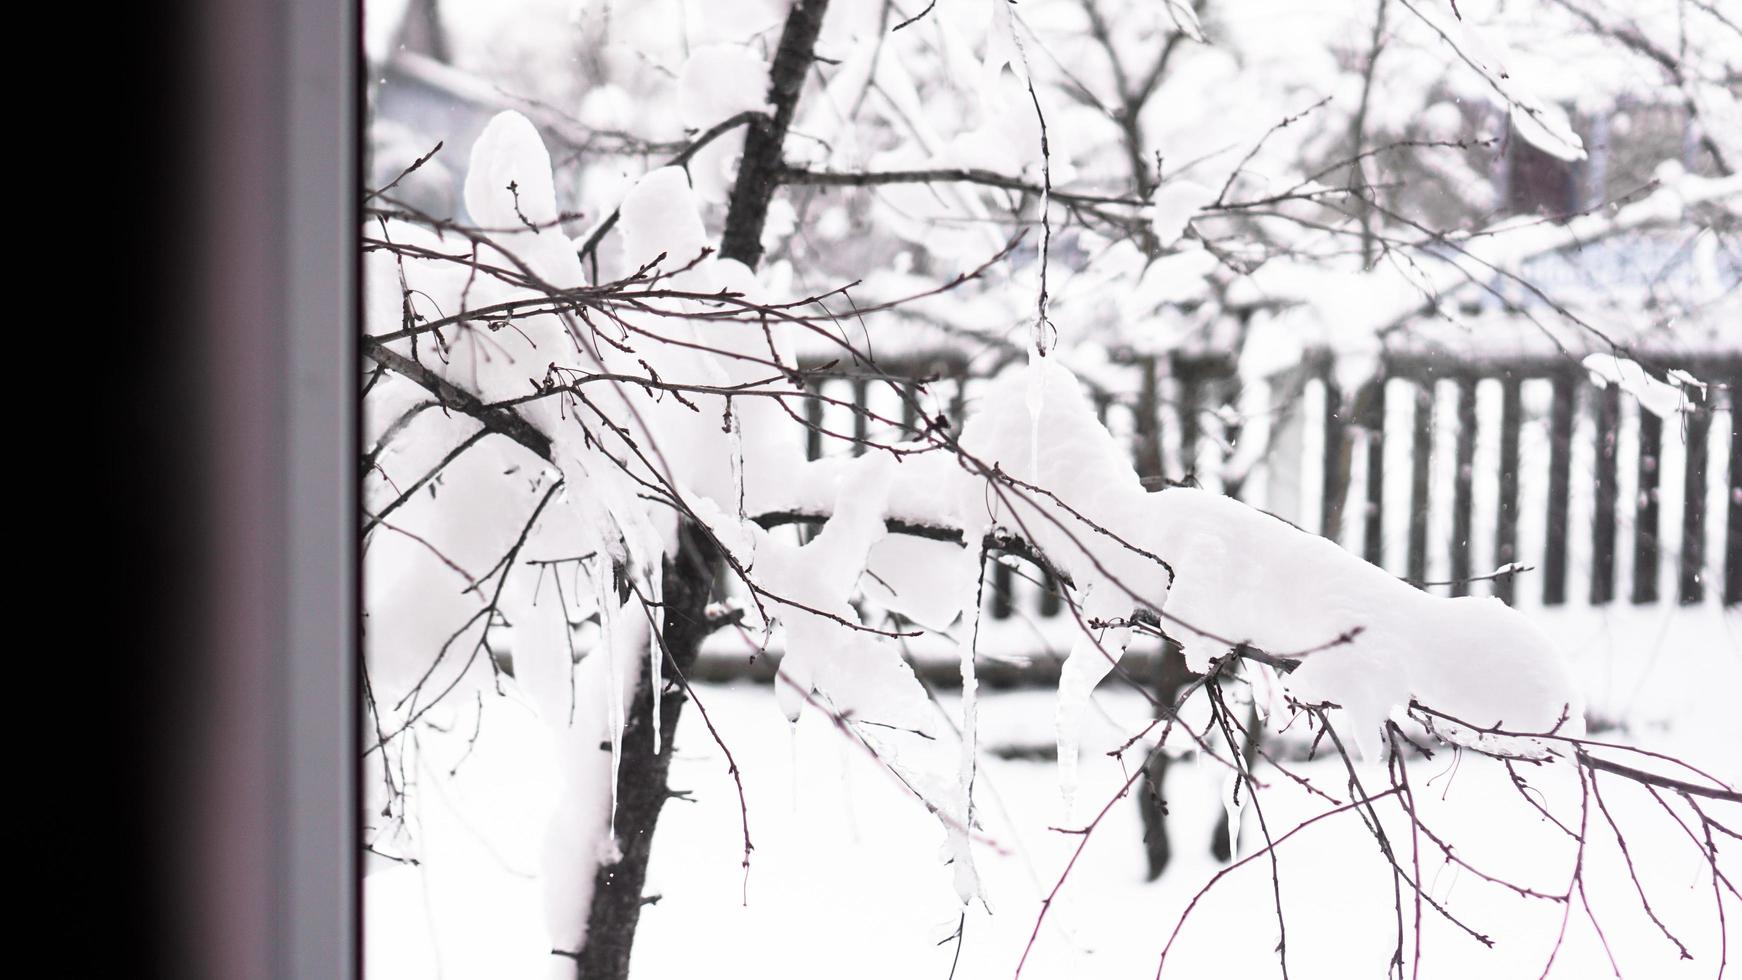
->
[
  {"left": 861, "top": 534, "right": 983, "bottom": 633},
  {"left": 947, "top": 359, "right": 1584, "bottom": 765},
  {"left": 367, "top": 97, "right": 1605, "bottom": 950},
  {"left": 1408, "top": 0, "right": 1586, "bottom": 162},
  {"left": 1149, "top": 180, "right": 1215, "bottom": 248},
  {"left": 360, "top": 0, "right": 1742, "bottom": 969},
  {"left": 769, "top": 357, "right": 1586, "bottom": 809},
  {"left": 754, "top": 455, "right": 939, "bottom": 734},
  {"left": 369, "top": 111, "right": 800, "bottom": 957},
  {"left": 1582, "top": 352, "right": 1689, "bottom": 419}
]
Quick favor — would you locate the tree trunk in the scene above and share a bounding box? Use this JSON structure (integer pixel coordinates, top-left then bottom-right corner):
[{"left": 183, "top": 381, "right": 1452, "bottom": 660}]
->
[
  {"left": 718, "top": 0, "right": 833, "bottom": 268},
  {"left": 1138, "top": 643, "right": 1265, "bottom": 876},
  {"left": 1138, "top": 640, "right": 1192, "bottom": 880},
  {"left": 573, "top": 536, "right": 715, "bottom": 979},
  {"left": 570, "top": 1, "right": 832, "bottom": 973},
  {"left": 1207, "top": 699, "right": 1262, "bottom": 864}
]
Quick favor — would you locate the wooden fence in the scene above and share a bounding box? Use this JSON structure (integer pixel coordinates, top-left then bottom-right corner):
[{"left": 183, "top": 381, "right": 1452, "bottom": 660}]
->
[{"left": 796, "top": 351, "right": 1741, "bottom": 625}]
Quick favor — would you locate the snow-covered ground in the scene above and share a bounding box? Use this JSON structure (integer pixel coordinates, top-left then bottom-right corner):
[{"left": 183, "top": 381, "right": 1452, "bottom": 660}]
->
[{"left": 365, "top": 602, "right": 1740, "bottom": 979}]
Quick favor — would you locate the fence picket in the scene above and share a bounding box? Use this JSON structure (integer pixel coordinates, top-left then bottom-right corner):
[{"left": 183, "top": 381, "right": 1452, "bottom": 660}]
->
[
  {"left": 1451, "top": 376, "right": 1477, "bottom": 597},
  {"left": 1322, "top": 371, "right": 1348, "bottom": 542},
  {"left": 1543, "top": 369, "right": 1576, "bottom": 605},
  {"left": 1408, "top": 380, "right": 1434, "bottom": 586},
  {"left": 1493, "top": 374, "right": 1522, "bottom": 602},
  {"left": 1727, "top": 376, "right": 1741, "bottom": 608},
  {"left": 1360, "top": 380, "right": 1386, "bottom": 566},
  {"left": 778, "top": 354, "right": 1737, "bottom": 635},
  {"left": 1679, "top": 405, "right": 1710, "bottom": 604},
  {"left": 1591, "top": 385, "right": 1621, "bottom": 605},
  {"left": 1633, "top": 408, "right": 1664, "bottom": 604}
]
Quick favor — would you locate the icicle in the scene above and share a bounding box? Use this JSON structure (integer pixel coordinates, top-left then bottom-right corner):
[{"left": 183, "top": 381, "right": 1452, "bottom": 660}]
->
[
  {"left": 1435, "top": 857, "right": 1463, "bottom": 906},
  {"left": 647, "top": 564, "right": 664, "bottom": 756},
  {"left": 1025, "top": 347, "right": 1046, "bottom": 486},
  {"left": 1054, "top": 632, "right": 1096, "bottom": 815},
  {"left": 788, "top": 713, "right": 801, "bottom": 814},
  {"left": 1220, "top": 770, "right": 1243, "bottom": 862},
  {"left": 1055, "top": 590, "right": 1131, "bottom": 815},
  {"left": 959, "top": 651, "right": 980, "bottom": 808},
  {"left": 839, "top": 721, "right": 862, "bottom": 845},
  {"left": 593, "top": 558, "right": 624, "bottom": 837},
  {"left": 952, "top": 552, "right": 986, "bottom": 903},
  {"left": 728, "top": 398, "right": 746, "bottom": 523}
]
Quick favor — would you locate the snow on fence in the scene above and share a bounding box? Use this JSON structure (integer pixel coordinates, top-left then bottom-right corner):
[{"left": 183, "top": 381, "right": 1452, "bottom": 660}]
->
[{"left": 697, "top": 351, "right": 1740, "bottom": 682}]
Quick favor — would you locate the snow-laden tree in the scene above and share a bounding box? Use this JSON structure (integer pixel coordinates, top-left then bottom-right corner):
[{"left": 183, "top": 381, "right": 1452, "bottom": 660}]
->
[{"left": 363, "top": 0, "right": 1739, "bottom": 976}]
